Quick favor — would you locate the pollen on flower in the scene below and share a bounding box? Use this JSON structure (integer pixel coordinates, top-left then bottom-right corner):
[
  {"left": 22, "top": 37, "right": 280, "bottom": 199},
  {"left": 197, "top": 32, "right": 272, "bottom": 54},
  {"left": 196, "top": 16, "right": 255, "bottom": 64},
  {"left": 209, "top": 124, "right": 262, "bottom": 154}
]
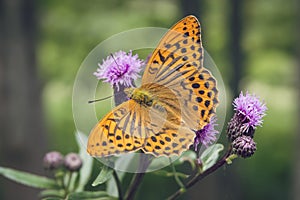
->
[
  {"left": 194, "top": 116, "right": 219, "bottom": 150},
  {"left": 233, "top": 92, "right": 267, "bottom": 131},
  {"left": 94, "top": 50, "right": 144, "bottom": 90}
]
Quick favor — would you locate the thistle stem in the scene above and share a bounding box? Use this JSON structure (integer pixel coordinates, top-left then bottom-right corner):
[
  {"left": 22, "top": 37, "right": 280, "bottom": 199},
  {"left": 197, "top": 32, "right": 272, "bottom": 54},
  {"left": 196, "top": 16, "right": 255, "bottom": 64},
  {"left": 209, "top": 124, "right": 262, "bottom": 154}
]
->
[
  {"left": 113, "top": 170, "right": 123, "bottom": 200},
  {"left": 125, "top": 172, "right": 146, "bottom": 200},
  {"left": 63, "top": 171, "right": 73, "bottom": 197},
  {"left": 124, "top": 154, "right": 152, "bottom": 200},
  {"left": 167, "top": 146, "right": 233, "bottom": 200}
]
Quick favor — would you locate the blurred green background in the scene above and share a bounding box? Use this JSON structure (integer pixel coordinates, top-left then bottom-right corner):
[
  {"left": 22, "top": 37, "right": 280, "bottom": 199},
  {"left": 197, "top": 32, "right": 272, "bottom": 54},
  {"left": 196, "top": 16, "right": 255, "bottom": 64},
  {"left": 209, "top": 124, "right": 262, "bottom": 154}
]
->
[{"left": 0, "top": 0, "right": 299, "bottom": 199}]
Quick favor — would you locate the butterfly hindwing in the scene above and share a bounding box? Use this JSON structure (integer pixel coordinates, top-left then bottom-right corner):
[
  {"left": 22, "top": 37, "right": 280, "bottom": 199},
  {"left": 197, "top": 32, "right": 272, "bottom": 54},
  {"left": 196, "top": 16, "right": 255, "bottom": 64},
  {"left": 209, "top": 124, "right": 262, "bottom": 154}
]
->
[
  {"left": 142, "top": 123, "right": 195, "bottom": 156},
  {"left": 88, "top": 97, "right": 189, "bottom": 157},
  {"left": 87, "top": 100, "right": 142, "bottom": 157}
]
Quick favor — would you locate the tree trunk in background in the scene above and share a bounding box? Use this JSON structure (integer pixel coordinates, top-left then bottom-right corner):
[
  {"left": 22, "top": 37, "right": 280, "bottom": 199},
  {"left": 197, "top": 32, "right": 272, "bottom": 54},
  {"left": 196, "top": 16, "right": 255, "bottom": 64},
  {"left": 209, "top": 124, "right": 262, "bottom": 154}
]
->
[
  {"left": 221, "top": 0, "right": 244, "bottom": 199},
  {"left": 0, "top": 0, "right": 47, "bottom": 199},
  {"left": 229, "top": 0, "right": 243, "bottom": 96},
  {"left": 292, "top": 0, "right": 300, "bottom": 199},
  {"left": 179, "top": 0, "right": 201, "bottom": 19}
]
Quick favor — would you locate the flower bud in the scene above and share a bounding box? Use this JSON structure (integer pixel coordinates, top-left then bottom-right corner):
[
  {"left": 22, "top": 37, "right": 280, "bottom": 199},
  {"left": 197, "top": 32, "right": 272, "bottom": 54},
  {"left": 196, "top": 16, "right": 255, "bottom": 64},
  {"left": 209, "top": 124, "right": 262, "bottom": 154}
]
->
[
  {"left": 64, "top": 153, "right": 82, "bottom": 172},
  {"left": 232, "top": 136, "right": 256, "bottom": 158},
  {"left": 43, "top": 151, "right": 64, "bottom": 170}
]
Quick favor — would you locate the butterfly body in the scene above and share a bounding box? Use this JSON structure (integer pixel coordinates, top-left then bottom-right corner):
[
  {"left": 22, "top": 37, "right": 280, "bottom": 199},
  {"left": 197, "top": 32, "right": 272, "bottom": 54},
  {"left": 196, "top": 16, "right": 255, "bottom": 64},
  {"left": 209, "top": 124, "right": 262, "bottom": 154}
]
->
[
  {"left": 88, "top": 16, "right": 219, "bottom": 157},
  {"left": 125, "top": 87, "right": 155, "bottom": 107}
]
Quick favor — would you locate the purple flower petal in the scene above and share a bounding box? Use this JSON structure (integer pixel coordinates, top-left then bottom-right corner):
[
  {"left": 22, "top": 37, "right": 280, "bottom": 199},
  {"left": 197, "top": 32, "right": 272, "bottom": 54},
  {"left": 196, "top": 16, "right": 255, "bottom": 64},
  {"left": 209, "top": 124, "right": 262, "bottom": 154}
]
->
[
  {"left": 194, "top": 116, "right": 219, "bottom": 150},
  {"left": 94, "top": 50, "right": 144, "bottom": 90},
  {"left": 233, "top": 91, "right": 267, "bottom": 131}
]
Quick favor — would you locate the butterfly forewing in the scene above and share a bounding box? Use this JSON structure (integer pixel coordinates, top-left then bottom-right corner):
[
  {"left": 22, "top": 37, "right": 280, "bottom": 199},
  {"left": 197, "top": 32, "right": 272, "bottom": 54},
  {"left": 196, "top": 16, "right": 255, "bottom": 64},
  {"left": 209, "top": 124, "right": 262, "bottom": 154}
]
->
[
  {"left": 142, "top": 15, "right": 218, "bottom": 130},
  {"left": 142, "top": 15, "right": 203, "bottom": 84}
]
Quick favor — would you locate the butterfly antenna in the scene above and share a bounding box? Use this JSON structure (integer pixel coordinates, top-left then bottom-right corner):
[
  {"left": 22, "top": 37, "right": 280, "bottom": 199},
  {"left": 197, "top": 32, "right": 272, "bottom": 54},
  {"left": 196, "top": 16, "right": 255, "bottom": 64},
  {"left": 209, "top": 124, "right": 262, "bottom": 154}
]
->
[
  {"left": 88, "top": 95, "right": 113, "bottom": 104},
  {"left": 110, "top": 53, "right": 121, "bottom": 66},
  {"left": 88, "top": 54, "right": 119, "bottom": 104}
]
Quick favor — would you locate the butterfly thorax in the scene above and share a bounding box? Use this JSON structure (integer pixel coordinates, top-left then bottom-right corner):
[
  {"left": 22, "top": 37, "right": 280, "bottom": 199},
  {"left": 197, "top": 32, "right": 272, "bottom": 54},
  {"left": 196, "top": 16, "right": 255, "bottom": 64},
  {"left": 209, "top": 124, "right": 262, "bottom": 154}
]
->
[{"left": 124, "top": 87, "right": 155, "bottom": 107}]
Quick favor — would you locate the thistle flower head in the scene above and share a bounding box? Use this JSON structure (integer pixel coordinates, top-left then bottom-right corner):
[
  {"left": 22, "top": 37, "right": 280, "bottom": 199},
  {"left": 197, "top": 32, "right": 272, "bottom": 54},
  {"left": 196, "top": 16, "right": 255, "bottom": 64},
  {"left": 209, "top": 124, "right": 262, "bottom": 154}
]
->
[
  {"left": 64, "top": 153, "right": 82, "bottom": 172},
  {"left": 94, "top": 50, "right": 144, "bottom": 90},
  {"left": 233, "top": 92, "right": 267, "bottom": 132},
  {"left": 194, "top": 116, "right": 219, "bottom": 150},
  {"left": 43, "top": 151, "right": 64, "bottom": 170},
  {"left": 227, "top": 112, "right": 255, "bottom": 141},
  {"left": 232, "top": 135, "right": 257, "bottom": 158}
]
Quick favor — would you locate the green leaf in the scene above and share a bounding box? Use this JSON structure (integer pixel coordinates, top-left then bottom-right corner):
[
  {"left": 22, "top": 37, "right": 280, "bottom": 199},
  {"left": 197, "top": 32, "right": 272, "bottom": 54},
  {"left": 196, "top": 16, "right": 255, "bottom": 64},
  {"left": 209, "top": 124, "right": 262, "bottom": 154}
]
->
[
  {"left": 92, "top": 165, "right": 113, "bottom": 186},
  {"left": 148, "top": 151, "right": 197, "bottom": 171},
  {"left": 173, "top": 150, "right": 197, "bottom": 169},
  {"left": 147, "top": 155, "right": 173, "bottom": 171},
  {"left": 106, "top": 174, "right": 118, "bottom": 198},
  {"left": 106, "top": 154, "right": 137, "bottom": 197},
  {"left": 0, "top": 166, "right": 59, "bottom": 189},
  {"left": 41, "top": 198, "right": 63, "bottom": 200},
  {"left": 39, "top": 189, "right": 65, "bottom": 199},
  {"left": 75, "top": 131, "right": 94, "bottom": 191},
  {"left": 68, "top": 191, "right": 112, "bottom": 200},
  {"left": 200, "top": 144, "right": 224, "bottom": 171}
]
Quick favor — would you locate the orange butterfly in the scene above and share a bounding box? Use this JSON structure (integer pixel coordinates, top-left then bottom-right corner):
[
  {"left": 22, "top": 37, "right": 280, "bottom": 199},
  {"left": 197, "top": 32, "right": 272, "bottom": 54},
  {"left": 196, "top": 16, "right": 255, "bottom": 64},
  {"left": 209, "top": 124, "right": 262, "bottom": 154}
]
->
[{"left": 87, "top": 15, "right": 218, "bottom": 157}]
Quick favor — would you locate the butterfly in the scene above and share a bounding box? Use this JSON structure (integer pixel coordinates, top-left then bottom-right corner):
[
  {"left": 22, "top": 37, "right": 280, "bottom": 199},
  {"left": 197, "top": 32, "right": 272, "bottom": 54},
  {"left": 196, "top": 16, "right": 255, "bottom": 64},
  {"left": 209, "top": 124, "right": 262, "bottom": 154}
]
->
[{"left": 87, "top": 15, "right": 218, "bottom": 157}]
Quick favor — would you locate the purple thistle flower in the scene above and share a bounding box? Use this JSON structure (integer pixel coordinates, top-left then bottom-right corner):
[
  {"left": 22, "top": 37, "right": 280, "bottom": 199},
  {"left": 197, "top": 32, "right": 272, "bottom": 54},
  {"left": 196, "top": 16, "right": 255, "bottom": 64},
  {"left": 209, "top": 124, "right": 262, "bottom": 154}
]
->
[
  {"left": 233, "top": 92, "right": 267, "bottom": 132},
  {"left": 194, "top": 116, "right": 219, "bottom": 150},
  {"left": 94, "top": 50, "right": 144, "bottom": 90},
  {"left": 227, "top": 112, "right": 255, "bottom": 141}
]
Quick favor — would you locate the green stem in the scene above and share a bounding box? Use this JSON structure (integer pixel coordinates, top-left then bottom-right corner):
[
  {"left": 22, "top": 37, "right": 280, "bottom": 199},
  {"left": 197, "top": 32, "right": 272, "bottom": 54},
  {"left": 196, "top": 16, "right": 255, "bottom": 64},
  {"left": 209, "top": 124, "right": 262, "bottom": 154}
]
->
[
  {"left": 54, "top": 169, "right": 65, "bottom": 188},
  {"left": 113, "top": 170, "right": 123, "bottom": 200},
  {"left": 125, "top": 172, "right": 146, "bottom": 200},
  {"left": 170, "top": 159, "right": 185, "bottom": 191},
  {"left": 64, "top": 172, "right": 73, "bottom": 197}
]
